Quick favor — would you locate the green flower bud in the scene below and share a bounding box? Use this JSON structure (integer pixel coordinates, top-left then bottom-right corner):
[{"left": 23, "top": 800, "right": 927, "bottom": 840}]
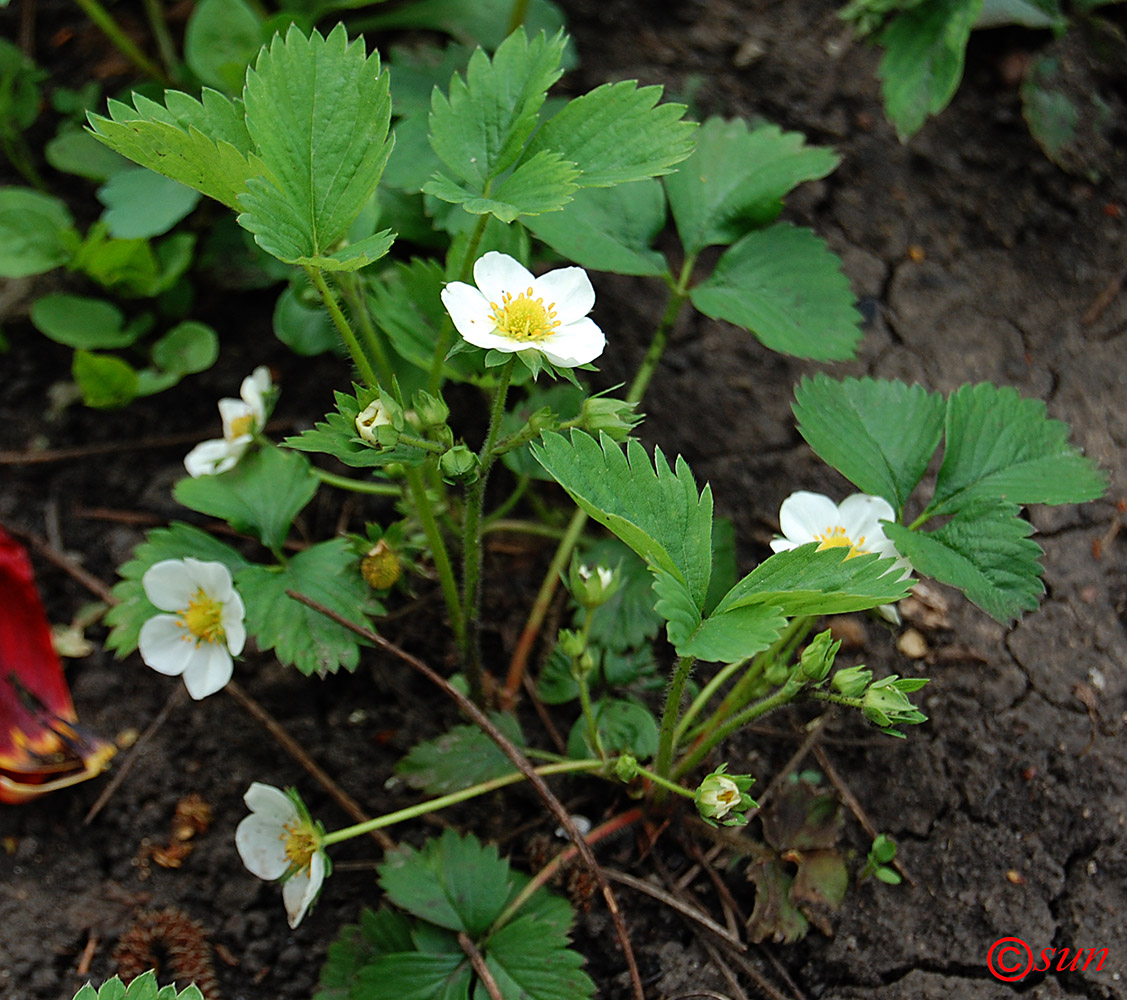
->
[
  {"left": 567, "top": 556, "right": 619, "bottom": 609},
  {"left": 557, "top": 628, "right": 586, "bottom": 659},
  {"left": 577, "top": 396, "right": 641, "bottom": 442},
  {"left": 439, "top": 445, "right": 479, "bottom": 483},
  {"left": 862, "top": 676, "right": 928, "bottom": 732},
  {"left": 694, "top": 764, "right": 756, "bottom": 827},
  {"left": 527, "top": 406, "right": 557, "bottom": 434},
  {"left": 832, "top": 665, "right": 872, "bottom": 698},
  {"left": 798, "top": 629, "right": 840, "bottom": 683},
  {"left": 615, "top": 754, "right": 640, "bottom": 783},
  {"left": 764, "top": 660, "right": 791, "bottom": 687},
  {"left": 411, "top": 389, "right": 450, "bottom": 429}
]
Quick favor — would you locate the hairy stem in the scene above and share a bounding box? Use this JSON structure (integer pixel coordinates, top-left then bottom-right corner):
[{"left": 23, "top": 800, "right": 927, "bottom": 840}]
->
[{"left": 653, "top": 655, "right": 696, "bottom": 798}]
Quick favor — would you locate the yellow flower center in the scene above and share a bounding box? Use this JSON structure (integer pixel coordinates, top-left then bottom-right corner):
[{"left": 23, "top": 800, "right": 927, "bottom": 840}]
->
[
  {"left": 178, "top": 589, "right": 226, "bottom": 646},
  {"left": 283, "top": 822, "right": 318, "bottom": 869},
  {"left": 489, "top": 287, "right": 560, "bottom": 342},
  {"left": 228, "top": 414, "right": 254, "bottom": 439},
  {"left": 815, "top": 525, "right": 868, "bottom": 559}
]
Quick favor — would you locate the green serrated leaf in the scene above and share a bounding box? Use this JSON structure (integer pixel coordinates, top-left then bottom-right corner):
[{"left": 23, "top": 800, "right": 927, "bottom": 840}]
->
[
  {"left": 105, "top": 522, "right": 249, "bottom": 657},
  {"left": 425, "top": 149, "right": 578, "bottom": 222},
  {"left": 532, "top": 431, "right": 713, "bottom": 608},
  {"left": 70, "top": 972, "right": 203, "bottom": 1000},
  {"left": 676, "top": 601, "right": 787, "bottom": 664},
  {"left": 238, "top": 24, "right": 393, "bottom": 263},
  {"left": 72, "top": 350, "right": 140, "bottom": 408},
  {"left": 174, "top": 446, "right": 317, "bottom": 550},
  {"left": 31, "top": 294, "right": 137, "bottom": 350},
  {"left": 379, "top": 829, "right": 513, "bottom": 936},
  {"left": 286, "top": 229, "right": 397, "bottom": 271},
  {"left": 86, "top": 88, "right": 256, "bottom": 209},
  {"left": 714, "top": 545, "right": 913, "bottom": 618},
  {"left": 793, "top": 374, "right": 945, "bottom": 516},
  {"left": 0, "top": 187, "right": 76, "bottom": 277},
  {"left": 526, "top": 180, "right": 669, "bottom": 277},
  {"left": 396, "top": 714, "right": 526, "bottom": 795},
  {"left": 876, "top": 0, "right": 983, "bottom": 141},
  {"left": 886, "top": 499, "right": 1044, "bottom": 621},
  {"left": 666, "top": 117, "right": 839, "bottom": 255},
  {"left": 690, "top": 224, "right": 862, "bottom": 361},
  {"left": 567, "top": 697, "right": 659, "bottom": 760},
  {"left": 428, "top": 28, "right": 565, "bottom": 189},
  {"left": 929, "top": 383, "right": 1108, "bottom": 516},
  {"left": 184, "top": 0, "right": 264, "bottom": 93},
  {"left": 484, "top": 913, "right": 595, "bottom": 1000},
  {"left": 238, "top": 537, "right": 380, "bottom": 674},
  {"left": 526, "top": 80, "right": 695, "bottom": 188},
  {"left": 314, "top": 908, "right": 416, "bottom": 1000}
]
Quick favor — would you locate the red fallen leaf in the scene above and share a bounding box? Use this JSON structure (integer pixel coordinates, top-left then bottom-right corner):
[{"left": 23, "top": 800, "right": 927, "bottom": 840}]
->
[{"left": 0, "top": 526, "right": 115, "bottom": 803}]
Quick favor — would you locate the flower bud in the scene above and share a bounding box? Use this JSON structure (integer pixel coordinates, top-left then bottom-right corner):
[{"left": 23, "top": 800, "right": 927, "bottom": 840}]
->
[
  {"left": 615, "top": 754, "right": 640, "bottom": 782},
  {"left": 797, "top": 629, "right": 840, "bottom": 684},
  {"left": 361, "top": 539, "right": 401, "bottom": 590},
  {"left": 567, "top": 557, "right": 618, "bottom": 609},
  {"left": 832, "top": 665, "right": 872, "bottom": 698},
  {"left": 355, "top": 395, "right": 400, "bottom": 448},
  {"left": 411, "top": 389, "right": 450, "bottom": 429},
  {"left": 694, "top": 764, "right": 755, "bottom": 827},
  {"left": 439, "top": 445, "right": 479, "bottom": 483},
  {"left": 557, "top": 628, "right": 586, "bottom": 659},
  {"left": 577, "top": 396, "right": 641, "bottom": 442},
  {"left": 527, "top": 406, "right": 557, "bottom": 434}
]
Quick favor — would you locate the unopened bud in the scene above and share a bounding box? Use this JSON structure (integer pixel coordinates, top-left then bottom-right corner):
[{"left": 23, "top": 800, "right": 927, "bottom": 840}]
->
[
  {"left": 411, "top": 389, "right": 450, "bottom": 429},
  {"left": 577, "top": 396, "right": 641, "bottom": 442},
  {"left": 832, "top": 665, "right": 871, "bottom": 698},
  {"left": 361, "top": 539, "right": 401, "bottom": 590},
  {"left": 439, "top": 445, "right": 479, "bottom": 483},
  {"left": 798, "top": 629, "right": 840, "bottom": 683},
  {"left": 567, "top": 557, "right": 618, "bottom": 609},
  {"left": 355, "top": 395, "right": 400, "bottom": 447}
]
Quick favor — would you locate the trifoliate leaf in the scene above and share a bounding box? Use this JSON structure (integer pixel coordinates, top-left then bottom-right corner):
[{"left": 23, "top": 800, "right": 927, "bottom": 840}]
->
[
  {"left": 238, "top": 25, "right": 394, "bottom": 264},
  {"left": 674, "top": 601, "right": 787, "bottom": 664},
  {"left": 396, "top": 714, "right": 526, "bottom": 795},
  {"left": 174, "top": 446, "right": 318, "bottom": 551},
  {"left": 876, "top": 0, "right": 983, "bottom": 141},
  {"left": 424, "top": 149, "right": 579, "bottom": 222},
  {"left": 665, "top": 117, "right": 839, "bottom": 255},
  {"left": 690, "top": 224, "right": 862, "bottom": 361},
  {"left": 105, "top": 522, "right": 249, "bottom": 657},
  {"left": 532, "top": 431, "right": 713, "bottom": 609},
  {"left": 525, "top": 80, "right": 695, "bottom": 188},
  {"left": 313, "top": 908, "right": 415, "bottom": 1000},
  {"left": 713, "top": 545, "right": 913, "bottom": 618},
  {"left": 238, "top": 537, "right": 381, "bottom": 674},
  {"left": 427, "top": 28, "right": 565, "bottom": 189},
  {"left": 526, "top": 180, "right": 669, "bottom": 277},
  {"left": 929, "top": 383, "right": 1108, "bottom": 516},
  {"left": 379, "top": 829, "right": 514, "bottom": 936},
  {"left": 484, "top": 913, "right": 595, "bottom": 1000},
  {"left": 793, "top": 374, "right": 945, "bottom": 517},
  {"left": 0, "top": 187, "right": 76, "bottom": 277},
  {"left": 86, "top": 88, "right": 256, "bottom": 209},
  {"left": 354, "top": 953, "right": 470, "bottom": 1000},
  {"left": 886, "top": 499, "right": 1044, "bottom": 622}
]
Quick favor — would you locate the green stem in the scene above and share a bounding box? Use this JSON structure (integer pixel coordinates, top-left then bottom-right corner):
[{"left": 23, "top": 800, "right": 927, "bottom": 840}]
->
[
  {"left": 572, "top": 610, "right": 603, "bottom": 758},
  {"left": 406, "top": 465, "right": 465, "bottom": 650},
  {"left": 0, "top": 131, "right": 47, "bottom": 190},
  {"left": 461, "top": 356, "right": 517, "bottom": 695},
  {"left": 397, "top": 433, "right": 447, "bottom": 454},
  {"left": 673, "top": 681, "right": 802, "bottom": 781},
  {"left": 140, "top": 0, "right": 178, "bottom": 78},
  {"left": 73, "top": 0, "right": 171, "bottom": 83},
  {"left": 653, "top": 655, "right": 696, "bottom": 798},
  {"left": 312, "top": 468, "right": 402, "bottom": 496},
  {"left": 674, "top": 657, "right": 749, "bottom": 746},
  {"left": 625, "top": 256, "right": 695, "bottom": 404},
  {"left": 482, "top": 475, "right": 530, "bottom": 526},
  {"left": 306, "top": 266, "right": 378, "bottom": 388},
  {"left": 338, "top": 272, "right": 397, "bottom": 393},
  {"left": 321, "top": 758, "right": 604, "bottom": 846},
  {"left": 635, "top": 764, "right": 696, "bottom": 800},
  {"left": 482, "top": 519, "right": 566, "bottom": 540}
]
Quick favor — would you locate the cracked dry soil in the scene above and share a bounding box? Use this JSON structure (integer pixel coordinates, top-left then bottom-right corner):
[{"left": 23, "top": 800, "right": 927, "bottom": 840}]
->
[{"left": 2, "top": 1, "right": 1126, "bottom": 998}]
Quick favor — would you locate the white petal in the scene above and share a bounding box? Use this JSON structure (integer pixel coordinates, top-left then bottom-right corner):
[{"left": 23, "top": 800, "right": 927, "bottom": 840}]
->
[
  {"left": 838, "top": 494, "right": 895, "bottom": 547},
  {"left": 235, "top": 813, "right": 291, "bottom": 880},
  {"left": 218, "top": 398, "right": 256, "bottom": 440},
  {"left": 240, "top": 366, "right": 272, "bottom": 424},
  {"left": 224, "top": 591, "right": 247, "bottom": 656},
  {"left": 769, "top": 538, "right": 799, "bottom": 553},
  {"left": 456, "top": 324, "right": 529, "bottom": 355},
  {"left": 876, "top": 602, "right": 902, "bottom": 625},
  {"left": 138, "top": 616, "right": 195, "bottom": 676},
  {"left": 244, "top": 781, "right": 299, "bottom": 822},
  {"left": 537, "top": 317, "right": 605, "bottom": 367},
  {"left": 142, "top": 560, "right": 196, "bottom": 611},
  {"left": 473, "top": 251, "right": 535, "bottom": 304},
  {"left": 441, "top": 281, "right": 495, "bottom": 340},
  {"left": 778, "top": 491, "right": 839, "bottom": 544},
  {"left": 181, "top": 642, "right": 233, "bottom": 699},
  {"left": 184, "top": 437, "right": 245, "bottom": 477},
  {"left": 183, "top": 558, "right": 234, "bottom": 603},
  {"left": 533, "top": 266, "right": 595, "bottom": 324},
  {"left": 283, "top": 851, "right": 325, "bottom": 928}
]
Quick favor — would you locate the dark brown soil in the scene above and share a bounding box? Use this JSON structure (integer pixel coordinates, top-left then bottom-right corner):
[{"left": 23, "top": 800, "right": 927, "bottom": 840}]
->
[{"left": 2, "top": 1, "right": 1126, "bottom": 999}]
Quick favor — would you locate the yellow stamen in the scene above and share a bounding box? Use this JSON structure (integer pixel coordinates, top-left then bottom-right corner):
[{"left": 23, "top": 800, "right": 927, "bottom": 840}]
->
[
  {"left": 282, "top": 822, "right": 318, "bottom": 869},
  {"left": 228, "top": 414, "right": 254, "bottom": 439},
  {"left": 489, "top": 286, "right": 561, "bottom": 342},
  {"left": 177, "top": 589, "right": 226, "bottom": 646},
  {"left": 815, "top": 525, "right": 868, "bottom": 559}
]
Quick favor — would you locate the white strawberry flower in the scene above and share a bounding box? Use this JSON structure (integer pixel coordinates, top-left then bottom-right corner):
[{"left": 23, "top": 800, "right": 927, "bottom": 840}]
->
[
  {"left": 770, "top": 491, "right": 912, "bottom": 623},
  {"left": 184, "top": 366, "right": 273, "bottom": 477},
  {"left": 137, "top": 558, "right": 246, "bottom": 699},
  {"left": 440, "top": 252, "right": 605, "bottom": 367},
  {"left": 235, "top": 782, "right": 328, "bottom": 928}
]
